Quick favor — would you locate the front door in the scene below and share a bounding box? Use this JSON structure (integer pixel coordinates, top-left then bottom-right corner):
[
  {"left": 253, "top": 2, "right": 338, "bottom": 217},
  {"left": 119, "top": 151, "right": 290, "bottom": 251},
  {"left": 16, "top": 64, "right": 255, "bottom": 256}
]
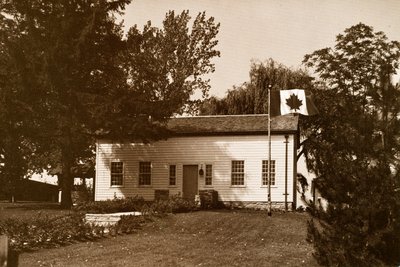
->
[{"left": 182, "top": 165, "right": 198, "bottom": 200}]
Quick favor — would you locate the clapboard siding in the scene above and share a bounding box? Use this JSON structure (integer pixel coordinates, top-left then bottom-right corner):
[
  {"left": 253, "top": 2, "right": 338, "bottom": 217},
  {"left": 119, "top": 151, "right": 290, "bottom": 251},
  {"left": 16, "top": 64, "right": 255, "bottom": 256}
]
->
[{"left": 95, "top": 134, "right": 295, "bottom": 203}]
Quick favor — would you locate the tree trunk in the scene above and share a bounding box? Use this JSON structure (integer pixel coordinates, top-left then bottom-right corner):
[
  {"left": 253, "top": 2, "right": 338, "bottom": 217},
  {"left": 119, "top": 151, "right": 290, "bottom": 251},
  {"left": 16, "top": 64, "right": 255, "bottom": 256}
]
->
[
  {"left": 60, "top": 144, "right": 74, "bottom": 209},
  {"left": 4, "top": 138, "right": 24, "bottom": 204}
]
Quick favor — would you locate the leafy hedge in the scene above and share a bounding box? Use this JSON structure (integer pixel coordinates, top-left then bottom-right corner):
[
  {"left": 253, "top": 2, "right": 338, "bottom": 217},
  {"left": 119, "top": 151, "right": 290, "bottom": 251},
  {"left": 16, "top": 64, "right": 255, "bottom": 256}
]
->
[
  {"left": 1, "top": 196, "right": 198, "bottom": 252},
  {"left": 113, "top": 215, "right": 146, "bottom": 234},
  {"left": 0, "top": 213, "right": 106, "bottom": 252},
  {"left": 73, "top": 196, "right": 146, "bottom": 214},
  {"left": 74, "top": 195, "right": 199, "bottom": 215},
  {"left": 149, "top": 195, "right": 199, "bottom": 214},
  {"left": 0, "top": 213, "right": 151, "bottom": 252}
]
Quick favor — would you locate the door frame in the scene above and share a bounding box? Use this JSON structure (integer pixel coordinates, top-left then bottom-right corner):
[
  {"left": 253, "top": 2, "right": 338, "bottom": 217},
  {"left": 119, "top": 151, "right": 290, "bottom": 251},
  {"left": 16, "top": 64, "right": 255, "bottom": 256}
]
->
[{"left": 182, "top": 164, "right": 199, "bottom": 199}]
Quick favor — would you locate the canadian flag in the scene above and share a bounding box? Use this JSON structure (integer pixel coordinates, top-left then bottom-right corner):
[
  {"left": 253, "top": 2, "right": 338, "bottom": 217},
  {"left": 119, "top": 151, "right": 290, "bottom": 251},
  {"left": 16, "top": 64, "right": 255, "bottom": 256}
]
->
[{"left": 270, "top": 89, "right": 318, "bottom": 116}]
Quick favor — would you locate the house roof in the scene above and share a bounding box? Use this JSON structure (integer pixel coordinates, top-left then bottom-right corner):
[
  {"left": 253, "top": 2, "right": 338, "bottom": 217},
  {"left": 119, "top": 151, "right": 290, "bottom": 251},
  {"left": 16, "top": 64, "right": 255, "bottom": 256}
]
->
[{"left": 166, "top": 114, "right": 299, "bottom": 136}]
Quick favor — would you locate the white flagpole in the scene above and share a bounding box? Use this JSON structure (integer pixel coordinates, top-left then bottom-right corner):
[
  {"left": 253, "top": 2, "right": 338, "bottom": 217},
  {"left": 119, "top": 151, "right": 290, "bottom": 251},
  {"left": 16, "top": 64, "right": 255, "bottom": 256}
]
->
[{"left": 267, "top": 84, "right": 272, "bottom": 216}]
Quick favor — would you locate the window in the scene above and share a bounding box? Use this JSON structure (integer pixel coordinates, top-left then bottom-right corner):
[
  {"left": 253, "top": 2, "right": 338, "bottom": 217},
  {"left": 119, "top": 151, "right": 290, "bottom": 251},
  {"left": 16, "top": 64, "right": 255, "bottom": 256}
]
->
[
  {"left": 205, "top": 164, "right": 212, "bottom": 185},
  {"left": 111, "top": 162, "right": 123, "bottom": 186},
  {"left": 262, "top": 160, "right": 276, "bottom": 186},
  {"left": 169, "top": 165, "right": 176, "bottom": 186},
  {"left": 139, "top": 162, "right": 151, "bottom": 185},
  {"left": 231, "top": 160, "right": 244, "bottom": 185}
]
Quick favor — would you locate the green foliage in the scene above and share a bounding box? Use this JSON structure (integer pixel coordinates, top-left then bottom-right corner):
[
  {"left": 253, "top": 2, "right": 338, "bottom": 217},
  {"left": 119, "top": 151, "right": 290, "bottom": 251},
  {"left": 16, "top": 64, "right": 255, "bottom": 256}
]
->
[
  {"left": 115, "top": 215, "right": 146, "bottom": 234},
  {"left": 0, "top": 196, "right": 198, "bottom": 253},
  {"left": 73, "top": 196, "right": 146, "bottom": 214},
  {"left": 303, "top": 23, "right": 400, "bottom": 266},
  {"left": 0, "top": 0, "right": 131, "bottom": 207},
  {"left": 199, "top": 58, "right": 313, "bottom": 115},
  {"left": 149, "top": 195, "right": 199, "bottom": 214},
  {"left": 297, "top": 173, "right": 309, "bottom": 203},
  {"left": 75, "top": 195, "right": 198, "bottom": 215},
  {"left": 0, "top": 5, "right": 37, "bottom": 200},
  {"left": 0, "top": 213, "right": 106, "bottom": 252},
  {"left": 103, "top": 10, "right": 220, "bottom": 133},
  {"left": 0, "top": 1, "right": 220, "bottom": 208}
]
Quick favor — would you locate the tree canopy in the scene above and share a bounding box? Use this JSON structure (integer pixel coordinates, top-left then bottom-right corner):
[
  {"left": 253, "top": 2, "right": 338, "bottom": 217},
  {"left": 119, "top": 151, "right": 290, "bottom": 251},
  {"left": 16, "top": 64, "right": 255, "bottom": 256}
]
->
[
  {"left": 0, "top": 4, "right": 38, "bottom": 200},
  {"left": 0, "top": 1, "right": 220, "bottom": 207},
  {"left": 302, "top": 23, "right": 400, "bottom": 266},
  {"left": 199, "top": 58, "right": 313, "bottom": 115}
]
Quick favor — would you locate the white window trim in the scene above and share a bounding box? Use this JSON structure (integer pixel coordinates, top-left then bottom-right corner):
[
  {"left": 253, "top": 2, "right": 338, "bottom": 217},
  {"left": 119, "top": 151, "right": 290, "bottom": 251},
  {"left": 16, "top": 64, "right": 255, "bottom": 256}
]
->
[
  {"left": 168, "top": 163, "right": 178, "bottom": 187},
  {"left": 110, "top": 161, "right": 124, "bottom": 188},
  {"left": 138, "top": 161, "right": 152, "bottom": 187},
  {"left": 261, "top": 159, "right": 276, "bottom": 188},
  {"left": 204, "top": 163, "right": 213, "bottom": 187},
  {"left": 231, "top": 160, "right": 246, "bottom": 187}
]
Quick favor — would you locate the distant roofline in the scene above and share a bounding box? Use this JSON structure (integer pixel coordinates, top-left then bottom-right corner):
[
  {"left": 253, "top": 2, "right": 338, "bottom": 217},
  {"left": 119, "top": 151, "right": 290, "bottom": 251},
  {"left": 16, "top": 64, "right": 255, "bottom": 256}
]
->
[
  {"left": 167, "top": 114, "right": 298, "bottom": 133},
  {"left": 170, "top": 130, "right": 297, "bottom": 137},
  {"left": 97, "top": 114, "right": 299, "bottom": 142}
]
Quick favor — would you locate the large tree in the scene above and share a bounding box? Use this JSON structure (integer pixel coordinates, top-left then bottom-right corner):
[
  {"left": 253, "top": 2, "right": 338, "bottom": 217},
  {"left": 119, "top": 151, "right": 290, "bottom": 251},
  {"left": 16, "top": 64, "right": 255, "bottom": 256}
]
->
[
  {"left": 0, "top": 9, "right": 39, "bottom": 201},
  {"left": 1, "top": 0, "right": 130, "bottom": 207},
  {"left": 199, "top": 58, "right": 313, "bottom": 115},
  {"left": 302, "top": 23, "right": 400, "bottom": 266},
  {"left": 1, "top": 1, "right": 220, "bottom": 208}
]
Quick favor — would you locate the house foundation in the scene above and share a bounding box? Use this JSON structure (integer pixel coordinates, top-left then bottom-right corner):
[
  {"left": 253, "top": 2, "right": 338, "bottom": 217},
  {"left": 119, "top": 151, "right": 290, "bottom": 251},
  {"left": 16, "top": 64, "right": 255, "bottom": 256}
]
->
[{"left": 220, "top": 201, "right": 294, "bottom": 211}]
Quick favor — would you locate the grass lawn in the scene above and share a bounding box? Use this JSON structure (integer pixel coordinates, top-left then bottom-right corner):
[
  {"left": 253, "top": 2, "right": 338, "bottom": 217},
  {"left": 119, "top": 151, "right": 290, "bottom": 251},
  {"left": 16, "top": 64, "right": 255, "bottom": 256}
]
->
[{"left": 18, "top": 210, "right": 318, "bottom": 267}]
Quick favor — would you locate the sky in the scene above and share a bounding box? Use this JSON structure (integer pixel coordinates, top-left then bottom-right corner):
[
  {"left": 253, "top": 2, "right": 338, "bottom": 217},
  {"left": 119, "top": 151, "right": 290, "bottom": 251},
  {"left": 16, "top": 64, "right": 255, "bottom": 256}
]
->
[{"left": 121, "top": 0, "right": 400, "bottom": 98}]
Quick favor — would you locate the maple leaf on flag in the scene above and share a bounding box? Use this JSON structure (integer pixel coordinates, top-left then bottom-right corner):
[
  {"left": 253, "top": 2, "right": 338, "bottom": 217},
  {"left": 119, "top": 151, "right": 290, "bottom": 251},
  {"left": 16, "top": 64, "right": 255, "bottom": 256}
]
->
[{"left": 285, "top": 93, "right": 303, "bottom": 111}]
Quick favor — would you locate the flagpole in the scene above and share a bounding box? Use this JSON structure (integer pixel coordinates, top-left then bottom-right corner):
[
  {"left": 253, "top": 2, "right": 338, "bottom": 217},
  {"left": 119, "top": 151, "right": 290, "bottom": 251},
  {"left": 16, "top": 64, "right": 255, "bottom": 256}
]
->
[{"left": 267, "top": 84, "right": 272, "bottom": 216}]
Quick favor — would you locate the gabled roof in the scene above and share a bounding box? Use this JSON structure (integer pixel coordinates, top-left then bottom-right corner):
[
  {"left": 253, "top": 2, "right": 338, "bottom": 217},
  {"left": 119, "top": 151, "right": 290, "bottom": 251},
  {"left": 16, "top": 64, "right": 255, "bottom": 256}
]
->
[{"left": 167, "top": 114, "right": 298, "bottom": 136}]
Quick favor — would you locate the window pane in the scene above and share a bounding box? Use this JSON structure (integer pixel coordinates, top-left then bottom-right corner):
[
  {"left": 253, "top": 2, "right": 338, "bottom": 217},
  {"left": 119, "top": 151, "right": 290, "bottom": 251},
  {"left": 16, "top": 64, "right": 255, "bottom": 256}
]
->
[
  {"left": 232, "top": 173, "right": 244, "bottom": 185},
  {"left": 111, "top": 162, "right": 123, "bottom": 173},
  {"left": 262, "top": 160, "right": 275, "bottom": 186},
  {"left": 139, "top": 162, "right": 151, "bottom": 185},
  {"left": 169, "top": 165, "right": 176, "bottom": 186},
  {"left": 140, "top": 162, "right": 151, "bottom": 173},
  {"left": 111, "top": 162, "right": 123, "bottom": 186},
  {"left": 232, "top": 161, "right": 244, "bottom": 172},
  {"left": 231, "top": 161, "right": 244, "bottom": 185},
  {"left": 111, "top": 174, "right": 123, "bottom": 186},
  {"left": 205, "top": 164, "right": 212, "bottom": 185},
  {"left": 139, "top": 173, "right": 151, "bottom": 185}
]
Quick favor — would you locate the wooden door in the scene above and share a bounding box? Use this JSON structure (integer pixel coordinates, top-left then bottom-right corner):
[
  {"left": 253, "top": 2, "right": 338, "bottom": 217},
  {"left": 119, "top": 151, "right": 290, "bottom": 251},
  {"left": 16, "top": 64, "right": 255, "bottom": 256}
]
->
[{"left": 182, "top": 165, "right": 198, "bottom": 200}]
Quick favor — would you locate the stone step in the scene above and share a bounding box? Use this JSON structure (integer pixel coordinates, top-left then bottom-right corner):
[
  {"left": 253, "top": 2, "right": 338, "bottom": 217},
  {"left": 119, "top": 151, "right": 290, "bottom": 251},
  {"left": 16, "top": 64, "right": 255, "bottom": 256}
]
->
[{"left": 85, "top": 211, "right": 142, "bottom": 227}]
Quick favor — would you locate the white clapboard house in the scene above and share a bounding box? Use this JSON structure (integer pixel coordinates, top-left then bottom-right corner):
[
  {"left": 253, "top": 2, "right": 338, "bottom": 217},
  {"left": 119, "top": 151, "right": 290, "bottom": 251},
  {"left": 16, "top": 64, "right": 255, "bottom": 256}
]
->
[{"left": 95, "top": 114, "right": 299, "bottom": 209}]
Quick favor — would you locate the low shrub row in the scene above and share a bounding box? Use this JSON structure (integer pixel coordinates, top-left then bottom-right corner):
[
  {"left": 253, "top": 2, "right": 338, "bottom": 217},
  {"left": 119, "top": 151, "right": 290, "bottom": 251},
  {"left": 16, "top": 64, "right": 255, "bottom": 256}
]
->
[
  {"left": 113, "top": 215, "right": 147, "bottom": 234},
  {"left": 73, "top": 195, "right": 146, "bottom": 214},
  {"left": 0, "top": 213, "right": 153, "bottom": 252},
  {"left": 73, "top": 195, "right": 199, "bottom": 215},
  {"left": 0, "top": 196, "right": 199, "bottom": 252},
  {"left": 0, "top": 213, "right": 106, "bottom": 252},
  {"left": 149, "top": 195, "right": 199, "bottom": 214}
]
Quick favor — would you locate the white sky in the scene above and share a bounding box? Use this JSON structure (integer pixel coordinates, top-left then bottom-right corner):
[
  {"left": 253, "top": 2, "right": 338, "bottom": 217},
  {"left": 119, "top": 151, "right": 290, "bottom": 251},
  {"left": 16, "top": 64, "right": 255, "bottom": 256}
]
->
[{"left": 121, "top": 0, "right": 400, "bottom": 98}]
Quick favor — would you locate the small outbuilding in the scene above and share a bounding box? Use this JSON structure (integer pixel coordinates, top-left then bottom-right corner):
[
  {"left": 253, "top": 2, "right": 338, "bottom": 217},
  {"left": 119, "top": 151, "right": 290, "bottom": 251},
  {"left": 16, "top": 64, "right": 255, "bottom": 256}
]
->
[
  {"left": 94, "top": 114, "right": 299, "bottom": 210},
  {"left": 0, "top": 179, "right": 59, "bottom": 202}
]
